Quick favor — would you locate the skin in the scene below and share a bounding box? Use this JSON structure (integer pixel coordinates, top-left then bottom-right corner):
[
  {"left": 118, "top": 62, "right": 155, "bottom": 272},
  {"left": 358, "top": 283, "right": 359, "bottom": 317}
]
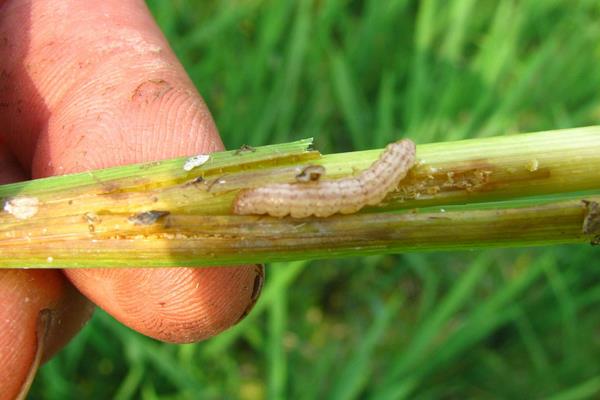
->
[{"left": 0, "top": 1, "right": 263, "bottom": 398}]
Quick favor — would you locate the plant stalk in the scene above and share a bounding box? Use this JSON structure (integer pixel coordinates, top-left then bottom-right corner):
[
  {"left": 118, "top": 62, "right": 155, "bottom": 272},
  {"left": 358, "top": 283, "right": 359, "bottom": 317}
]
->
[{"left": 0, "top": 127, "right": 598, "bottom": 268}]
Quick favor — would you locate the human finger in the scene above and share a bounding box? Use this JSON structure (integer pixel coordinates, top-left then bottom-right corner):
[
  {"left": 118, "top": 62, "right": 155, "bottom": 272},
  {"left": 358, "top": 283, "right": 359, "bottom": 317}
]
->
[{"left": 0, "top": 0, "right": 263, "bottom": 343}]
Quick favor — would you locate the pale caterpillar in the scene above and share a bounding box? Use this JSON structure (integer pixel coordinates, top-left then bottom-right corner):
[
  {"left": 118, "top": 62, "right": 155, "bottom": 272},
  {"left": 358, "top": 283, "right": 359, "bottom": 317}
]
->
[{"left": 233, "top": 139, "right": 416, "bottom": 218}]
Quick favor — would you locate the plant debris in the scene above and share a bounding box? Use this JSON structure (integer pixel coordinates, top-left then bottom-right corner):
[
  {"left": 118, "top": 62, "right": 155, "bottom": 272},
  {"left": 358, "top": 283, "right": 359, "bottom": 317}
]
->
[
  {"left": 582, "top": 200, "right": 600, "bottom": 234},
  {"left": 234, "top": 144, "right": 256, "bottom": 155},
  {"left": 582, "top": 200, "right": 600, "bottom": 245},
  {"left": 3, "top": 196, "right": 39, "bottom": 220},
  {"left": 183, "top": 154, "right": 210, "bottom": 171}
]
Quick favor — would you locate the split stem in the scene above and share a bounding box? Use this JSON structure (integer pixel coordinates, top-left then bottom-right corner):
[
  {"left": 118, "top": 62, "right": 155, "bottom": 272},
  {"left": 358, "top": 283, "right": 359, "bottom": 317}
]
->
[{"left": 0, "top": 127, "right": 598, "bottom": 268}]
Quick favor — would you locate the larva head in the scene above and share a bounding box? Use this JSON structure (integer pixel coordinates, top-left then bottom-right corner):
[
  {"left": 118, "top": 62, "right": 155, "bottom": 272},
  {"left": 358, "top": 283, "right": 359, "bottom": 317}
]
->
[
  {"left": 393, "top": 139, "right": 416, "bottom": 158},
  {"left": 387, "top": 139, "right": 417, "bottom": 172}
]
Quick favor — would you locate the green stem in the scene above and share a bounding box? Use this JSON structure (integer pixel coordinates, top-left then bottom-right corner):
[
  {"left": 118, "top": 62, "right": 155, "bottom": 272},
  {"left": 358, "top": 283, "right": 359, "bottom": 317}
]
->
[{"left": 0, "top": 127, "right": 598, "bottom": 268}]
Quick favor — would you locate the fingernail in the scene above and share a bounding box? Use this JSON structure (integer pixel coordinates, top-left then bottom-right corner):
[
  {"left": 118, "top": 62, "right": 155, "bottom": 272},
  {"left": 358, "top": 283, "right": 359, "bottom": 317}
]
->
[
  {"left": 251, "top": 264, "right": 265, "bottom": 302},
  {"left": 15, "top": 309, "right": 53, "bottom": 400},
  {"left": 235, "top": 264, "right": 265, "bottom": 324}
]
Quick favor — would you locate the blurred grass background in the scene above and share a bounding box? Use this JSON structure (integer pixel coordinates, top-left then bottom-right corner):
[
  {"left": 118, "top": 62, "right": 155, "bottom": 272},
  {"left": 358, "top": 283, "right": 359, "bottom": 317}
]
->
[{"left": 30, "top": 0, "right": 600, "bottom": 399}]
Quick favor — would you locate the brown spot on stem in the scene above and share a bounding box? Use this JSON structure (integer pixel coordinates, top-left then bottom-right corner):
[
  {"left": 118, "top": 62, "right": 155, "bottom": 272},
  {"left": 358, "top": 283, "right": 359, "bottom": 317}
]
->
[
  {"left": 182, "top": 176, "right": 205, "bottom": 188},
  {"left": 206, "top": 176, "right": 227, "bottom": 192},
  {"left": 128, "top": 210, "right": 170, "bottom": 225},
  {"left": 296, "top": 165, "right": 326, "bottom": 183},
  {"left": 83, "top": 212, "right": 101, "bottom": 233}
]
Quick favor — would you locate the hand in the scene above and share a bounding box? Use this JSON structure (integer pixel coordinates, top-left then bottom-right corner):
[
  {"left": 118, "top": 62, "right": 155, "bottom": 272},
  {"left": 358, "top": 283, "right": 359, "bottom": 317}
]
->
[{"left": 0, "top": 1, "right": 263, "bottom": 398}]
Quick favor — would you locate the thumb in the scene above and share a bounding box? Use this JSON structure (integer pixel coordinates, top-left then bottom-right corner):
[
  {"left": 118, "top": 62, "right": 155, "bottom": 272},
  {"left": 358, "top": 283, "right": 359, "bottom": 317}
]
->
[{"left": 0, "top": 0, "right": 262, "bottom": 343}]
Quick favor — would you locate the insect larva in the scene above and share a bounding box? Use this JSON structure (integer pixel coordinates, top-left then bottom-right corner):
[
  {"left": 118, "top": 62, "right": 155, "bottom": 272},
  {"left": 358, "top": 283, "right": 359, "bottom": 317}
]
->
[{"left": 233, "top": 139, "right": 416, "bottom": 218}]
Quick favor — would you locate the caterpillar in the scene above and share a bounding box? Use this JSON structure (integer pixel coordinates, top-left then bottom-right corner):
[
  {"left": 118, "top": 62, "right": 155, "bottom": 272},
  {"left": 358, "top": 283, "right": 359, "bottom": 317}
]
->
[{"left": 233, "top": 139, "right": 416, "bottom": 218}]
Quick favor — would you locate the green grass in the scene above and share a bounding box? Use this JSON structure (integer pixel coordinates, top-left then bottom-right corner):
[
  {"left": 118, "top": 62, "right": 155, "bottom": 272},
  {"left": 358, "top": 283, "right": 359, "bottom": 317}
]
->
[{"left": 30, "top": 0, "right": 600, "bottom": 398}]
